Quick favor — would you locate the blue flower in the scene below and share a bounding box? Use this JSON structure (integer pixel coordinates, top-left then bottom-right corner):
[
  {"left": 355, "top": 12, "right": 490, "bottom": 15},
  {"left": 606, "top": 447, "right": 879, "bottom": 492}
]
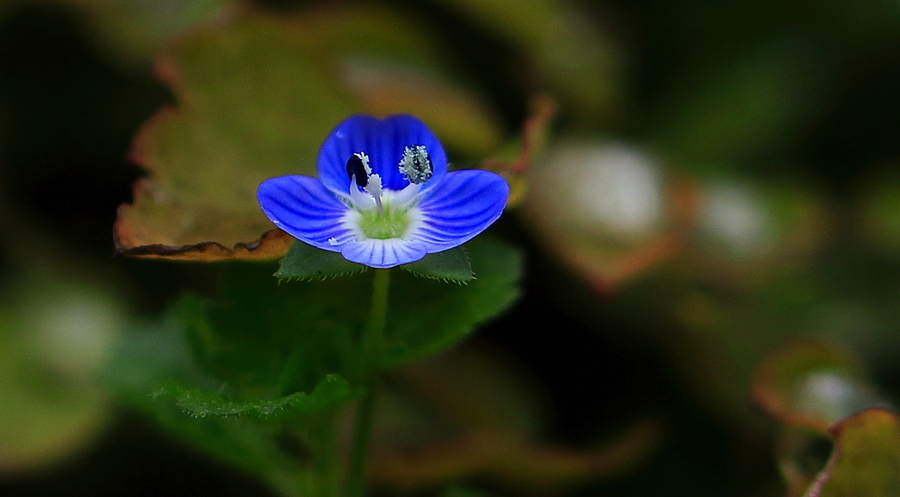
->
[{"left": 257, "top": 114, "right": 509, "bottom": 269}]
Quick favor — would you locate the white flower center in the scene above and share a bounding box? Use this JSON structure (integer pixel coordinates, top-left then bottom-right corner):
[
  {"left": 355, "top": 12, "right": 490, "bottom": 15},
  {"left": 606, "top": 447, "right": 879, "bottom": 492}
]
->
[{"left": 343, "top": 149, "right": 430, "bottom": 240}]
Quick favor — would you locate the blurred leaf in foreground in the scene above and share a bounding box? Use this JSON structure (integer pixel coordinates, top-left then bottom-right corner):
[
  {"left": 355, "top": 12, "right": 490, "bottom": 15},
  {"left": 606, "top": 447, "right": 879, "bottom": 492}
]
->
[
  {"left": 524, "top": 139, "right": 680, "bottom": 290},
  {"left": 804, "top": 409, "right": 900, "bottom": 497},
  {"left": 0, "top": 285, "right": 119, "bottom": 474},
  {"left": 751, "top": 342, "right": 895, "bottom": 497},
  {"left": 0, "top": 240, "right": 126, "bottom": 474},
  {"left": 686, "top": 178, "right": 830, "bottom": 282},
  {"left": 113, "top": 15, "right": 355, "bottom": 260},
  {"left": 752, "top": 341, "right": 890, "bottom": 433}
]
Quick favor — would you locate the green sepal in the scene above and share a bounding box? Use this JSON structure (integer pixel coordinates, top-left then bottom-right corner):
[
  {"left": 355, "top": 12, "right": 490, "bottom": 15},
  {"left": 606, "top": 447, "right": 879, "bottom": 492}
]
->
[
  {"left": 275, "top": 240, "right": 366, "bottom": 281},
  {"left": 401, "top": 247, "right": 475, "bottom": 283},
  {"left": 151, "top": 374, "right": 354, "bottom": 421}
]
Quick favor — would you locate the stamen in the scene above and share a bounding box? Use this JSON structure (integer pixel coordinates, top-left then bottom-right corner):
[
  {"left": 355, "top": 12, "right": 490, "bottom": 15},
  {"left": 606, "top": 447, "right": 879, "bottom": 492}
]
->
[
  {"left": 366, "top": 174, "right": 384, "bottom": 213},
  {"left": 399, "top": 145, "right": 433, "bottom": 184}
]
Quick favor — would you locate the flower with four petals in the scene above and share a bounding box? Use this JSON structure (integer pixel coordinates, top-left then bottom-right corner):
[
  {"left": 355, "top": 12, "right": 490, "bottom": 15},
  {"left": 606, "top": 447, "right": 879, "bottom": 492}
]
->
[{"left": 257, "top": 115, "right": 509, "bottom": 269}]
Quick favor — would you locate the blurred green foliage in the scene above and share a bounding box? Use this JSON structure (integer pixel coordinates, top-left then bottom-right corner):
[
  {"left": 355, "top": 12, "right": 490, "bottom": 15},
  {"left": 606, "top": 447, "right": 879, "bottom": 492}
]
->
[{"left": 101, "top": 237, "right": 521, "bottom": 495}]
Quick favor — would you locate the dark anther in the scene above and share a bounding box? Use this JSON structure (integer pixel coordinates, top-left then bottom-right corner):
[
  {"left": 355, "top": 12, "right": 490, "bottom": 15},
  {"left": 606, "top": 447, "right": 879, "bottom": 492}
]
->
[{"left": 346, "top": 154, "right": 368, "bottom": 188}]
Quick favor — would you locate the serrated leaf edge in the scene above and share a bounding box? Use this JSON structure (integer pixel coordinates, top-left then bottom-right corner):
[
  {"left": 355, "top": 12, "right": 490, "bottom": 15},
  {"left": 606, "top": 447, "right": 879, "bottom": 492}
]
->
[
  {"left": 149, "top": 374, "right": 354, "bottom": 420},
  {"left": 275, "top": 265, "right": 368, "bottom": 283},
  {"left": 400, "top": 247, "right": 475, "bottom": 284}
]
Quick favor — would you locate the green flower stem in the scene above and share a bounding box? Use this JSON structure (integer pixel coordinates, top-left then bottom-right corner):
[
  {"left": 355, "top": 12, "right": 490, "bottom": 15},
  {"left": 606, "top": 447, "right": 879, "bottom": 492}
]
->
[{"left": 346, "top": 269, "right": 390, "bottom": 497}]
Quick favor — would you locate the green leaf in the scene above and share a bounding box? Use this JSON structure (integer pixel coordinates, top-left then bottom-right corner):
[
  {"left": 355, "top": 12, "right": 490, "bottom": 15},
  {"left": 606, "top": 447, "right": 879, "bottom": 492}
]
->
[
  {"left": 101, "top": 314, "right": 212, "bottom": 397},
  {"left": 181, "top": 263, "right": 370, "bottom": 391},
  {"left": 153, "top": 374, "right": 353, "bottom": 420},
  {"left": 104, "top": 238, "right": 520, "bottom": 494},
  {"left": 384, "top": 237, "right": 522, "bottom": 366},
  {"left": 114, "top": 16, "right": 356, "bottom": 260},
  {"left": 275, "top": 241, "right": 366, "bottom": 281},
  {"left": 401, "top": 247, "right": 474, "bottom": 283},
  {"left": 102, "top": 315, "right": 339, "bottom": 497},
  {"left": 178, "top": 237, "right": 520, "bottom": 392},
  {"left": 127, "top": 394, "right": 321, "bottom": 497},
  {"left": 805, "top": 409, "right": 900, "bottom": 497}
]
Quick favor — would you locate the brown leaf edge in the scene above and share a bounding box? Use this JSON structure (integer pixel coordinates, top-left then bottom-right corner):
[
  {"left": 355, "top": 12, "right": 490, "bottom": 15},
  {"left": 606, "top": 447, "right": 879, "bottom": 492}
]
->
[
  {"left": 481, "top": 93, "right": 558, "bottom": 208},
  {"left": 113, "top": 10, "right": 294, "bottom": 263},
  {"left": 750, "top": 341, "right": 868, "bottom": 434},
  {"left": 113, "top": 227, "right": 294, "bottom": 261}
]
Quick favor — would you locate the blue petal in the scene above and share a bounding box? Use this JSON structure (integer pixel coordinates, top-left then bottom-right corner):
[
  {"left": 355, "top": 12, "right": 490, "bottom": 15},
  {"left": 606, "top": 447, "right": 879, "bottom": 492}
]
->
[
  {"left": 257, "top": 175, "right": 353, "bottom": 251},
  {"left": 414, "top": 170, "right": 509, "bottom": 252},
  {"left": 317, "top": 115, "right": 447, "bottom": 195},
  {"left": 341, "top": 239, "right": 428, "bottom": 268}
]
